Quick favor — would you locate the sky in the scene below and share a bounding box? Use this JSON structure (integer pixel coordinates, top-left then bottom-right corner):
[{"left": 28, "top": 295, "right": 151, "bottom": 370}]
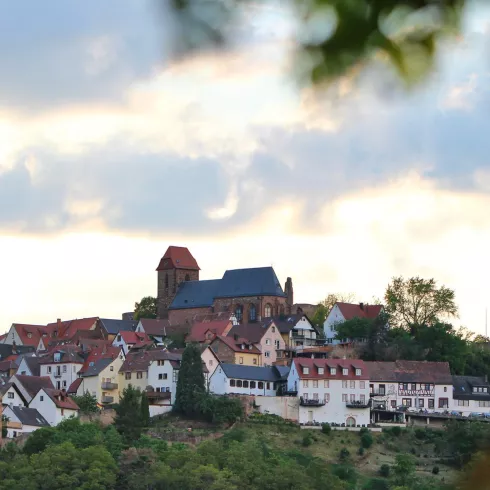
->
[{"left": 0, "top": 1, "right": 489, "bottom": 335}]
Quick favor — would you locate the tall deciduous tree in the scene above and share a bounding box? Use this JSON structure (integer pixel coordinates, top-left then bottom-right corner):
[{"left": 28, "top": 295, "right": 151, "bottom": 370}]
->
[
  {"left": 384, "top": 276, "right": 458, "bottom": 331},
  {"left": 311, "top": 292, "right": 357, "bottom": 327},
  {"left": 134, "top": 296, "right": 157, "bottom": 320},
  {"left": 174, "top": 344, "right": 206, "bottom": 417}
]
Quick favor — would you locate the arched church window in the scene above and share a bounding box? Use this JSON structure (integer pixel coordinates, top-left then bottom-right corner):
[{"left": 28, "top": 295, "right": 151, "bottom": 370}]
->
[
  {"left": 249, "top": 304, "right": 257, "bottom": 322},
  {"left": 235, "top": 305, "right": 243, "bottom": 322},
  {"left": 264, "top": 303, "right": 272, "bottom": 318}
]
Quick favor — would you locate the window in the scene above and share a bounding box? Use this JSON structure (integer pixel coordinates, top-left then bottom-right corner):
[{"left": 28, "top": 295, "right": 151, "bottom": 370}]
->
[
  {"left": 275, "top": 340, "right": 280, "bottom": 349},
  {"left": 303, "top": 380, "right": 309, "bottom": 388},
  {"left": 424, "top": 383, "right": 431, "bottom": 391},
  {"left": 379, "top": 384, "right": 386, "bottom": 395},
  {"left": 355, "top": 368, "right": 361, "bottom": 376},
  {"left": 324, "top": 380, "right": 329, "bottom": 388},
  {"left": 272, "top": 326, "right": 275, "bottom": 333},
  {"left": 239, "top": 357, "right": 244, "bottom": 364},
  {"left": 250, "top": 381, "right": 256, "bottom": 389},
  {"left": 264, "top": 304, "right": 272, "bottom": 318},
  {"left": 230, "top": 379, "right": 236, "bottom": 387},
  {"left": 63, "top": 381, "right": 66, "bottom": 388},
  {"left": 63, "top": 365, "right": 67, "bottom": 373},
  {"left": 411, "top": 383, "right": 416, "bottom": 391},
  {"left": 47, "top": 367, "right": 52, "bottom": 373},
  {"left": 324, "top": 393, "right": 330, "bottom": 403},
  {"left": 418, "top": 399, "right": 424, "bottom": 408},
  {"left": 402, "top": 383, "right": 409, "bottom": 391},
  {"left": 479, "top": 401, "right": 490, "bottom": 407},
  {"left": 236, "top": 380, "right": 243, "bottom": 387},
  {"left": 235, "top": 305, "right": 243, "bottom": 322},
  {"left": 313, "top": 393, "right": 319, "bottom": 400},
  {"left": 402, "top": 398, "right": 412, "bottom": 407},
  {"left": 137, "top": 372, "right": 143, "bottom": 379},
  {"left": 428, "top": 399, "right": 435, "bottom": 409},
  {"left": 249, "top": 304, "right": 257, "bottom": 322},
  {"left": 350, "top": 394, "right": 355, "bottom": 402},
  {"left": 110, "top": 366, "right": 114, "bottom": 371},
  {"left": 342, "top": 368, "right": 348, "bottom": 376},
  {"left": 360, "top": 394, "right": 366, "bottom": 403},
  {"left": 8, "top": 392, "right": 14, "bottom": 399},
  {"left": 243, "top": 381, "right": 249, "bottom": 388},
  {"left": 342, "top": 394, "right": 348, "bottom": 402},
  {"left": 266, "top": 382, "right": 270, "bottom": 390},
  {"left": 158, "top": 374, "right": 168, "bottom": 380},
  {"left": 438, "top": 398, "right": 449, "bottom": 409},
  {"left": 27, "top": 332, "right": 32, "bottom": 339},
  {"left": 444, "top": 387, "right": 447, "bottom": 392},
  {"left": 258, "top": 382, "right": 264, "bottom": 389},
  {"left": 303, "top": 367, "right": 309, "bottom": 375},
  {"left": 125, "top": 372, "right": 131, "bottom": 380},
  {"left": 350, "top": 381, "right": 355, "bottom": 389},
  {"left": 342, "top": 381, "right": 348, "bottom": 388},
  {"left": 303, "top": 393, "right": 308, "bottom": 400},
  {"left": 264, "top": 351, "right": 271, "bottom": 358},
  {"left": 209, "top": 360, "right": 213, "bottom": 367},
  {"left": 458, "top": 400, "right": 469, "bottom": 406},
  {"left": 318, "top": 367, "right": 324, "bottom": 375},
  {"left": 330, "top": 368, "right": 336, "bottom": 375},
  {"left": 253, "top": 358, "right": 257, "bottom": 365},
  {"left": 13, "top": 431, "right": 17, "bottom": 437},
  {"left": 360, "top": 381, "right": 365, "bottom": 389},
  {"left": 313, "top": 380, "right": 318, "bottom": 388},
  {"left": 391, "top": 400, "right": 396, "bottom": 408},
  {"left": 265, "top": 339, "right": 271, "bottom": 345},
  {"left": 54, "top": 353, "right": 61, "bottom": 362}
]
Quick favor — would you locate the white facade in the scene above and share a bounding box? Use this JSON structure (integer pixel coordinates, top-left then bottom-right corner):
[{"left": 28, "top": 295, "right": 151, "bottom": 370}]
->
[
  {"left": 112, "top": 335, "right": 132, "bottom": 355},
  {"left": 147, "top": 359, "right": 177, "bottom": 405},
  {"left": 259, "top": 322, "right": 286, "bottom": 365},
  {"left": 286, "top": 316, "right": 319, "bottom": 350},
  {"left": 369, "top": 381, "right": 453, "bottom": 413},
  {"left": 287, "top": 361, "right": 370, "bottom": 426},
  {"left": 29, "top": 389, "right": 79, "bottom": 427},
  {"left": 209, "top": 365, "right": 278, "bottom": 396},
  {"left": 2, "top": 325, "right": 23, "bottom": 345},
  {"left": 323, "top": 304, "right": 346, "bottom": 345},
  {"left": 16, "top": 357, "right": 36, "bottom": 376},
  {"left": 201, "top": 347, "right": 219, "bottom": 383},
  {"left": 2, "top": 385, "right": 25, "bottom": 408},
  {"left": 40, "top": 361, "right": 83, "bottom": 391},
  {"left": 3, "top": 406, "right": 47, "bottom": 438},
  {"left": 451, "top": 398, "right": 490, "bottom": 416}
]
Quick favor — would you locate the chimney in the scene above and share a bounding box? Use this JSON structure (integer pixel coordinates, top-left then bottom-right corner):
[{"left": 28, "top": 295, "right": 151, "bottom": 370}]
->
[
  {"left": 359, "top": 303, "right": 364, "bottom": 311},
  {"left": 57, "top": 318, "right": 61, "bottom": 325}
]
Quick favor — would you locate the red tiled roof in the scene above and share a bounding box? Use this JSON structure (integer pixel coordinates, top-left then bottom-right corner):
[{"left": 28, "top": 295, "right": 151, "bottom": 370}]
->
[
  {"left": 11, "top": 324, "right": 48, "bottom": 347},
  {"left": 43, "top": 388, "right": 79, "bottom": 410},
  {"left": 186, "top": 320, "right": 231, "bottom": 343},
  {"left": 119, "top": 331, "right": 150, "bottom": 345},
  {"left": 67, "top": 378, "right": 83, "bottom": 394},
  {"left": 119, "top": 349, "right": 182, "bottom": 373},
  {"left": 212, "top": 335, "right": 261, "bottom": 354},
  {"left": 156, "top": 246, "right": 200, "bottom": 271},
  {"left": 365, "top": 361, "right": 452, "bottom": 384},
  {"left": 293, "top": 358, "right": 369, "bottom": 381},
  {"left": 78, "top": 346, "right": 122, "bottom": 374},
  {"left": 46, "top": 317, "right": 98, "bottom": 340},
  {"left": 227, "top": 322, "right": 270, "bottom": 344},
  {"left": 14, "top": 375, "right": 54, "bottom": 398},
  {"left": 336, "top": 303, "right": 383, "bottom": 321},
  {"left": 0, "top": 360, "right": 15, "bottom": 372}
]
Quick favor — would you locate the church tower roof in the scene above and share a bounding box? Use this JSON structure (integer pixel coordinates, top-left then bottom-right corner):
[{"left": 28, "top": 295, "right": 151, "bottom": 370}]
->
[{"left": 156, "top": 246, "right": 200, "bottom": 271}]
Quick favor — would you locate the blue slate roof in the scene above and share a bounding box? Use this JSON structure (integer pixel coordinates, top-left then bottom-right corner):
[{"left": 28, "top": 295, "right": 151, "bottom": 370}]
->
[
  {"left": 219, "top": 363, "right": 289, "bottom": 382},
  {"left": 215, "top": 267, "right": 286, "bottom": 298},
  {"left": 99, "top": 319, "right": 138, "bottom": 335},
  {"left": 169, "top": 279, "right": 221, "bottom": 310}
]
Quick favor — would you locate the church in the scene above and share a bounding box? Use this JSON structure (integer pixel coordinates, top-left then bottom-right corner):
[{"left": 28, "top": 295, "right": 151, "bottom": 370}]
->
[{"left": 156, "top": 246, "right": 294, "bottom": 325}]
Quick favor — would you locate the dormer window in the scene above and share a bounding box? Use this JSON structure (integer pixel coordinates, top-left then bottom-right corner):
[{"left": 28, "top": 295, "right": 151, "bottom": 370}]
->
[
  {"left": 303, "top": 367, "right": 309, "bottom": 375},
  {"left": 54, "top": 353, "right": 61, "bottom": 362},
  {"left": 241, "top": 344, "right": 245, "bottom": 350},
  {"left": 318, "top": 367, "right": 324, "bottom": 375},
  {"left": 330, "top": 368, "right": 336, "bottom": 375},
  {"left": 355, "top": 369, "right": 361, "bottom": 376},
  {"left": 27, "top": 333, "right": 32, "bottom": 339},
  {"left": 342, "top": 368, "right": 348, "bottom": 376},
  {"left": 89, "top": 362, "right": 95, "bottom": 367}
]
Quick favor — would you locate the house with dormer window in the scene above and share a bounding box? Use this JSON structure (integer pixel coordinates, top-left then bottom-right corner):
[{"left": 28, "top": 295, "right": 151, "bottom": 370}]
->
[
  {"left": 287, "top": 358, "right": 370, "bottom": 426},
  {"left": 209, "top": 335, "right": 261, "bottom": 366},
  {"left": 452, "top": 375, "right": 490, "bottom": 416},
  {"left": 38, "top": 346, "right": 84, "bottom": 390}
]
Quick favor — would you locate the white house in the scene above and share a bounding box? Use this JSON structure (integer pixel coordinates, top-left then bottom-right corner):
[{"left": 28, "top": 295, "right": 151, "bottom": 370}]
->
[
  {"left": 201, "top": 345, "right": 220, "bottom": 381},
  {"left": 112, "top": 331, "right": 152, "bottom": 355},
  {"left": 323, "top": 302, "right": 384, "bottom": 345},
  {"left": 452, "top": 375, "right": 490, "bottom": 416},
  {"left": 29, "top": 388, "right": 79, "bottom": 426},
  {"left": 287, "top": 358, "right": 371, "bottom": 426},
  {"left": 366, "top": 361, "right": 453, "bottom": 421},
  {"left": 4, "top": 375, "right": 54, "bottom": 407},
  {"left": 209, "top": 363, "right": 286, "bottom": 397},
  {"left": 2, "top": 383, "right": 26, "bottom": 408},
  {"left": 3, "top": 405, "right": 49, "bottom": 438},
  {"left": 16, "top": 356, "right": 41, "bottom": 377},
  {"left": 38, "top": 346, "right": 85, "bottom": 390}
]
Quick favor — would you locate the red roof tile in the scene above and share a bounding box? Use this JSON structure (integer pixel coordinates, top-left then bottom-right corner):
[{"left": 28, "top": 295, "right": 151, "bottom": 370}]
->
[
  {"left": 293, "top": 358, "right": 369, "bottom": 381},
  {"left": 156, "top": 246, "right": 200, "bottom": 271},
  {"left": 11, "top": 324, "right": 48, "bottom": 347},
  {"left": 186, "top": 320, "right": 231, "bottom": 343},
  {"left": 78, "top": 346, "right": 122, "bottom": 374},
  {"left": 212, "top": 335, "right": 261, "bottom": 354},
  {"left": 365, "top": 361, "right": 452, "bottom": 384},
  {"left": 118, "top": 331, "right": 150, "bottom": 345},
  {"left": 46, "top": 317, "right": 98, "bottom": 340},
  {"left": 43, "top": 388, "right": 79, "bottom": 410},
  {"left": 336, "top": 303, "right": 383, "bottom": 321},
  {"left": 67, "top": 378, "right": 83, "bottom": 394}
]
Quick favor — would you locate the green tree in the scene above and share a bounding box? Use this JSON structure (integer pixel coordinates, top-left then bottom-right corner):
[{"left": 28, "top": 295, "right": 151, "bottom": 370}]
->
[
  {"left": 72, "top": 391, "right": 98, "bottom": 414},
  {"left": 115, "top": 385, "right": 144, "bottom": 443},
  {"left": 22, "top": 426, "right": 57, "bottom": 455},
  {"left": 1, "top": 415, "right": 8, "bottom": 439},
  {"left": 174, "top": 343, "right": 206, "bottom": 417},
  {"left": 103, "top": 425, "right": 124, "bottom": 460},
  {"left": 384, "top": 276, "right": 458, "bottom": 331},
  {"left": 311, "top": 292, "right": 357, "bottom": 327},
  {"left": 134, "top": 296, "right": 157, "bottom": 320},
  {"left": 393, "top": 453, "right": 416, "bottom": 486},
  {"left": 140, "top": 392, "right": 150, "bottom": 428}
]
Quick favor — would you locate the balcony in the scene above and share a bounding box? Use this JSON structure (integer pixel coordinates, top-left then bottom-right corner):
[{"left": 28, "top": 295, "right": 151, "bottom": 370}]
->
[
  {"left": 101, "top": 381, "right": 118, "bottom": 390},
  {"left": 145, "top": 391, "right": 171, "bottom": 400},
  {"left": 101, "top": 395, "right": 114, "bottom": 404},
  {"left": 300, "top": 396, "right": 325, "bottom": 407},
  {"left": 346, "top": 400, "right": 370, "bottom": 409},
  {"left": 370, "top": 391, "right": 386, "bottom": 397}
]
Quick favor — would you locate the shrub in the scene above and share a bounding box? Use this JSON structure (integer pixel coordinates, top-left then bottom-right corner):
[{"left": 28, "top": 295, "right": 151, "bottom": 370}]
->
[
  {"left": 339, "top": 447, "right": 350, "bottom": 461},
  {"left": 432, "top": 466, "right": 440, "bottom": 475},
  {"left": 363, "top": 478, "right": 390, "bottom": 490},
  {"left": 332, "top": 464, "right": 358, "bottom": 483},
  {"left": 361, "top": 432, "right": 374, "bottom": 449},
  {"left": 358, "top": 447, "right": 365, "bottom": 456},
  {"left": 302, "top": 433, "right": 313, "bottom": 447},
  {"left": 223, "top": 427, "right": 247, "bottom": 443},
  {"left": 321, "top": 423, "right": 332, "bottom": 435},
  {"left": 391, "top": 426, "right": 402, "bottom": 437},
  {"left": 379, "top": 464, "right": 390, "bottom": 478},
  {"left": 199, "top": 394, "right": 243, "bottom": 424},
  {"left": 360, "top": 427, "right": 369, "bottom": 435}
]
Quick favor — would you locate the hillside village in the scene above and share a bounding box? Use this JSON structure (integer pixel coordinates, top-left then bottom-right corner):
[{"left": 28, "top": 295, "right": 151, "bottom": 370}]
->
[{"left": 1, "top": 245, "right": 489, "bottom": 440}]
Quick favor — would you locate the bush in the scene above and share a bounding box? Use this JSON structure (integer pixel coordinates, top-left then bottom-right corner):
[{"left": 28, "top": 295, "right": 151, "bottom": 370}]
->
[
  {"left": 363, "top": 478, "right": 390, "bottom": 490},
  {"left": 358, "top": 447, "right": 365, "bottom": 456},
  {"left": 379, "top": 464, "right": 390, "bottom": 478},
  {"left": 321, "top": 423, "right": 332, "bottom": 435},
  {"left": 360, "top": 427, "right": 369, "bottom": 435},
  {"left": 432, "top": 466, "right": 440, "bottom": 475},
  {"left": 332, "top": 464, "right": 358, "bottom": 483},
  {"left": 339, "top": 447, "right": 350, "bottom": 461},
  {"left": 302, "top": 433, "right": 313, "bottom": 447},
  {"left": 391, "top": 426, "right": 402, "bottom": 437},
  {"left": 223, "top": 427, "right": 247, "bottom": 444},
  {"left": 199, "top": 394, "right": 243, "bottom": 424},
  {"left": 361, "top": 432, "right": 374, "bottom": 449}
]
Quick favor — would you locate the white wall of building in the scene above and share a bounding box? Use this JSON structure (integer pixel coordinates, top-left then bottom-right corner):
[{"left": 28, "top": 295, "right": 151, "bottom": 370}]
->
[
  {"left": 2, "top": 326, "right": 23, "bottom": 346},
  {"left": 40, "top": 362, "right": 83, "bottom": 391},
  {"left": 323, "top": 305, "right": 345, "bottom": 344},
  {"left": 16, "top": 357, "right": 36, "bottom": 376},
  {"left": 147, "top": 359, "right": 177, "bottom": 404},
  {"left": 201, "top": 348, "right": 219, "bottom": 383},
  {"left": 259, "top": 323, "right": 285, "bottom": 366},
  {"left": 29, "top": 389, "right": 78, "bottom": 427},
  {"left": 2, "top": 386, "right": 25, "bottom": 408},
  {"left": 209, "top": 366, "right": 277, "bottom": 396},
  {"left": 255, "top": 396, "right": 299, "bottom": 421}
]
